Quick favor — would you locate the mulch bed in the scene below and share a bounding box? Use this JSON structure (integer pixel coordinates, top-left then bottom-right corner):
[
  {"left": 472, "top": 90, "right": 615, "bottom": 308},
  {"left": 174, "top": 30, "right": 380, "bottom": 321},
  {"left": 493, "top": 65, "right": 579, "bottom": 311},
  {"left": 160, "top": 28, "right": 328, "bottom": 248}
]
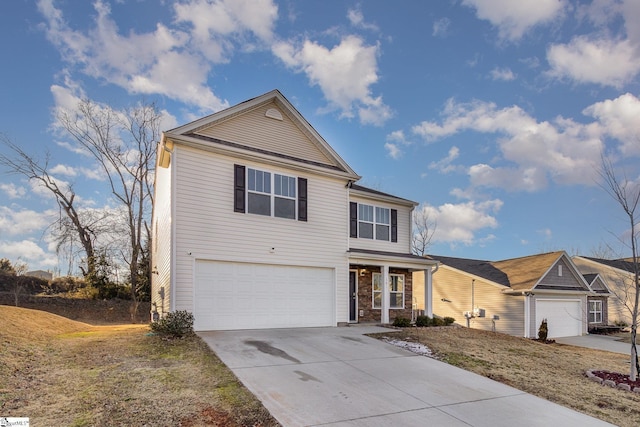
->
[{"left": 587, "top": 369, "right": 640, "bottom": 392}]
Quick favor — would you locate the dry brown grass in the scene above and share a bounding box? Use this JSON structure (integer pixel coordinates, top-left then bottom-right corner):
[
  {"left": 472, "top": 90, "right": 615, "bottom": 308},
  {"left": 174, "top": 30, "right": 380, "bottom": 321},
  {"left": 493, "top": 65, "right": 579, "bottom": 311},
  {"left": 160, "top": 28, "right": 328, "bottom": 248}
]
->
[
  {"left": 375, "top": 327, "right": 640, "bottom": 427},
  {"left": 0, "top": 305, "right": 278, "bottom": 426}
]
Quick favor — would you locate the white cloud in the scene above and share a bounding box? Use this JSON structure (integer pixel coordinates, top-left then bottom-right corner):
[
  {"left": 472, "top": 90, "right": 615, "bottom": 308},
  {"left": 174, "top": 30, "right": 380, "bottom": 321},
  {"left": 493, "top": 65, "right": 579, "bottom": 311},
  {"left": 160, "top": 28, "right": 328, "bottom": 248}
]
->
[
  {"left": 490, "top": 67, "right": 516, "bottom": 81},
  {"left": 432, "top": 18, "right": 451, "bottom": 37},
  {"left": 547, "top": 36, "right": 640, "bottom": 88},
  {"left": 273, "top": 35, "right": 392, "bottom": 125},
  {"left": 0, "top": 183, "right": 26, "bottom": 199},
  {"left": 0, "top": 240, "right": 57, "bottom": 268},
  {"left": 418, "top": 199, "right": 503, "bottom": 245},
  {"left": 0, "top": 207, "right": 56, "bottom": 236},
  {"left": 347, "top": 6, "right": 379, "bottom": 31},
  {"left": 583, "top": 93, "right": 640, "bottom": 156},
  {"left": 50, "top": 164, "right": 77, "bottom": 176},
  {"left": 384, "top": 143, "right": 402, "bottom": 159},
  {"left": 462, "top": 0, "right": 566, "bottom": 41},
  {"left": 38, "top": 0, "right": 232, "bottom": 112},
  {"left": 429, "top": 146, "right": 461, "bottom": 173},
  {"left": 411, "top": 97, "right": 622, "bottom": 191}
]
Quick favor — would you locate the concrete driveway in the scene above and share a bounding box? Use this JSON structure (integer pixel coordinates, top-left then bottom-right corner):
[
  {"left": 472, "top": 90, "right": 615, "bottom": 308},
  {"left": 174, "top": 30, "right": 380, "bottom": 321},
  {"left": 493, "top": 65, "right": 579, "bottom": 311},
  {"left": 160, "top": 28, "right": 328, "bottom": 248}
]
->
[
  {"left": 199, "top": 326, "right": 612, "bottom": 427},
  {"left": 556, "top": 334, "right": 630, "bottom": 354}
]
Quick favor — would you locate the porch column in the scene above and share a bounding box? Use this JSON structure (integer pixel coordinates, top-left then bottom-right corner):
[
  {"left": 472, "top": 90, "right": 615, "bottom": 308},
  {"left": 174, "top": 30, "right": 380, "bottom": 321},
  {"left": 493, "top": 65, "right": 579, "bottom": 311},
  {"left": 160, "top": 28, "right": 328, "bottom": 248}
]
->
[
  {"left": 523, "top": 293, "right": 531, "bottom": 338},
  {"left": 425, "top": 268, "right": 433, "bottom": 317},
  {"left": 381, "top": 265, "right": 390, "bottom": 324}
]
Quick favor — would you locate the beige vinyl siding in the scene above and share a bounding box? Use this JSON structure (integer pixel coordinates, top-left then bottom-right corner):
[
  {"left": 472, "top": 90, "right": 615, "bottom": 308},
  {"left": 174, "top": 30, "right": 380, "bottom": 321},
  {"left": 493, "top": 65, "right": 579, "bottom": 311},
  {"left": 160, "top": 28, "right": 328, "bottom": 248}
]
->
[
  {"left": 528, "top": 294, "right": 587, "bottom": 337},
  {"left": 348, "top": 195, "right": 412, "bottom": 253},
  {"left": 537, "top": 258, "right": 586, "bottom": 289},
  {"left": 572, "top": 257, "right": 634, "bottom": 325},
  {"left": 195, "top": 101, "right": 335, "bottom": 166},
  {"left": 151, "top": 156, "right": 173, "bottom": 317},
  {"left": 172, "top": 145, "right": 350, "bottom": 323},
  {"left": 430, "top": 267, "right": 525, "bottom": 337}
]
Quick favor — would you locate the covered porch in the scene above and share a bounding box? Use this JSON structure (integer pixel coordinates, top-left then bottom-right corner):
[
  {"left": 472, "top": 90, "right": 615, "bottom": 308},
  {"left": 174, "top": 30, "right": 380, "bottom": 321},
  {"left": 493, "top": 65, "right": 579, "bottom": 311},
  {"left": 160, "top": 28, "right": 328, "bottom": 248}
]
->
[{"left": 347, "top": 249, "right": 439, "bottom": 324}]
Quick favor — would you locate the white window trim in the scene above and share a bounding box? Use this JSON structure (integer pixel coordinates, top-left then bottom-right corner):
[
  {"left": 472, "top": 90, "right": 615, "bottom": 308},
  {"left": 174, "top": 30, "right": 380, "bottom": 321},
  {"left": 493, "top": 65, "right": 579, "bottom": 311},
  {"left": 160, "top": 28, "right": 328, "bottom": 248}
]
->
[
  {"left": 247, "top": 167, "right": 297, "bottom": 219},
  {"left": 372, "top": 272, "right": 382, "bottom": 309},
  {"left": 389, "top": 274, "right": 404, "bottom": 309},
  {"left": 589, "top": 300, "right": 603, "bottom": 323},
  {"left": 358, "top": 203, "right": 391, "bottom": 241},
  {"left": 372, "top": 272, "right": 404, "bottom": 309}
]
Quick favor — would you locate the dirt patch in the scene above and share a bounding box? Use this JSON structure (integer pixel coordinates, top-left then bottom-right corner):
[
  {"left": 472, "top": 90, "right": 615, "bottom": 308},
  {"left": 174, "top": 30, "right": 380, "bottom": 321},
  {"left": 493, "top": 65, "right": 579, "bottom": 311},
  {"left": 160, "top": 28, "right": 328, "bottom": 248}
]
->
[
  {"left": 0, "top": 305, "right": 279, "bottom": 426},
  {"left": 372, "top": 327, "right": 640, "bottom": 427}
]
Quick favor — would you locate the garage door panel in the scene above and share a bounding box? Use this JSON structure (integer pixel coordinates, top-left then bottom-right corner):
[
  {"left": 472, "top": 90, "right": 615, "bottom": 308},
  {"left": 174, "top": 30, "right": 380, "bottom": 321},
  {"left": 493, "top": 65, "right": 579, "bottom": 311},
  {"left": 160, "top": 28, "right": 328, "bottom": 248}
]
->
[
  {"left": 536, "top": 300, "right": 582, "bottom": 338},
  {"left": 194, "top": 261, "right": 335, "bottom": 331}
]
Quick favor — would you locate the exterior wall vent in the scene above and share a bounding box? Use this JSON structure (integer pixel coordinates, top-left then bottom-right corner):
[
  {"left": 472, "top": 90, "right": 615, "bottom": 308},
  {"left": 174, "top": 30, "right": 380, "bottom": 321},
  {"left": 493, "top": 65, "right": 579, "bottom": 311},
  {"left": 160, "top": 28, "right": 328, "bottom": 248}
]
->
[{"left": 265, "top": 108, "right": 283, "bottom": 121}]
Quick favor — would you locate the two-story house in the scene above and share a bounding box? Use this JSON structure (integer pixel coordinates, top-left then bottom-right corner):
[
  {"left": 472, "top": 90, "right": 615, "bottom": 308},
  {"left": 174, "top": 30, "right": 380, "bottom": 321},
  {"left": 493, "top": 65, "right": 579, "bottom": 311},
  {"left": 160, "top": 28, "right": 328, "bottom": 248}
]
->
[{"left": 151, "top": 90, "right": 438, "bottom": 331}]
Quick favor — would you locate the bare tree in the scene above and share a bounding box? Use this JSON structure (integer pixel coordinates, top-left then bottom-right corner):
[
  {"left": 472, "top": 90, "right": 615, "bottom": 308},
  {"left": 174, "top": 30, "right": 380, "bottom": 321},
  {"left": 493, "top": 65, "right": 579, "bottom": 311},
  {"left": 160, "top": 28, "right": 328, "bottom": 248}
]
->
[
  {"left": 0, "top": 134, "right": 99, "bottom": 279},
  {"left": 56, "top": 99, "right": 161, "bottom": 321},
  {"left": 12, "top": 260, "right": 28, "bottom": 307},
  {"left": 599, "top": 155, "right": 640, "bottom": 380},
  {"left": 411, "top": 207, "right": 437, "bottom": 256}
]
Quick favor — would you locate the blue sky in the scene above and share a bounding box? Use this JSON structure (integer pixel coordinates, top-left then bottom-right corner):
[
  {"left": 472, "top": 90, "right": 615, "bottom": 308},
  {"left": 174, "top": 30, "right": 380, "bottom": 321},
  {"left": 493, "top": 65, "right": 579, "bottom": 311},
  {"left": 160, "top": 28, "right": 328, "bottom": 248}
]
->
[{"left": 1, "top": 0, "right": 640, "bottom": 273}]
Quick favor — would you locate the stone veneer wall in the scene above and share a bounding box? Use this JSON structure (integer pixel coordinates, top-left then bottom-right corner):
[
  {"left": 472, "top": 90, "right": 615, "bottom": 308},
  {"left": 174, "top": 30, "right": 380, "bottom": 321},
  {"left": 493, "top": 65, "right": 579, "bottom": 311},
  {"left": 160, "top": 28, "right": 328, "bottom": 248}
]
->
[{"left": 356, "top": 267, "right": 413, "bottom": 323}]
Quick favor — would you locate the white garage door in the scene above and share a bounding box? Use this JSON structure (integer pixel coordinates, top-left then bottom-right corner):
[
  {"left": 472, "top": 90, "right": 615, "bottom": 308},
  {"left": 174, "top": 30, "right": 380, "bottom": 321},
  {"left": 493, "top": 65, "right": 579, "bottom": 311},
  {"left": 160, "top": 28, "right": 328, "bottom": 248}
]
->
[
  {"left": 535, "top": 299, "right": 582, "bottom": 338},
  {"left": 194, "top": 260, "right": 335, "bottom": 331}
]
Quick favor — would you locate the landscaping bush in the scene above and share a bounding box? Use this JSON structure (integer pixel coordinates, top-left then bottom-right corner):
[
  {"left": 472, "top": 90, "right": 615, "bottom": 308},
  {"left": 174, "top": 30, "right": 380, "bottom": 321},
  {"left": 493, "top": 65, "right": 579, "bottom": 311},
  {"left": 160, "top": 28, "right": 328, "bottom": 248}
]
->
[
  {"left": 538, "top": 318, "right": 548, "bottom": 341},
  {"left": 150, "top": 310, "right": 194, "bottom": 338},
  {"left": 392, "top": 317, "right": 411, "bottom": 327},
  {"left": 415, "top": 315, "right": 432, "bottom": 327},
  {"left": 432, "top": 317, "right": 445, "bottom": 326},
  {"left": 443, "top": 316, "right": 455, "bottom": 325}
]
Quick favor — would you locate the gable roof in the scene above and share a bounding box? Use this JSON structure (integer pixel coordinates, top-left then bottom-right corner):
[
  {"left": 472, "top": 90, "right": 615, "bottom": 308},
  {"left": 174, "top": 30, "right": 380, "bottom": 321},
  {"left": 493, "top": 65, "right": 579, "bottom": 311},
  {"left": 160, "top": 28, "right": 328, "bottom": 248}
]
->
[
  {"left": 580, "top": 256, "right": 639, "bottom": 275},
  {"left": 430, "top": 251, "right": 591, "bottom": 293},
  {"left": 162, "top": 89, "right": 360, "bottom": 180},
  {"left": 582, "top": 273, "right": 611, "bottom": 294}
]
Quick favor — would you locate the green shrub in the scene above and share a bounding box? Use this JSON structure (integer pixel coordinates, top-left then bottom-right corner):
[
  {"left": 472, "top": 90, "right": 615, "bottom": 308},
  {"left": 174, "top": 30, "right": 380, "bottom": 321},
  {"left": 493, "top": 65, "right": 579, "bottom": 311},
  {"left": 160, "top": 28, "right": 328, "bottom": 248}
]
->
[
  {"left": 150, "top": 310, "right": 194, "bottom": 338},
  {"left": 443, "top": 317, "right": 455, "bottom": 325},
  {"left": 432, "top": 317, "right": 445, "bottom": 326},
  {"left": 538, "top": 318, "right": 548, "bottom": 341},
  {"left": 392, "top": 317, "right": 411, "bottom": 327},
  {"left": 415, "top": 315, "right": 432, "bottom": 327}
]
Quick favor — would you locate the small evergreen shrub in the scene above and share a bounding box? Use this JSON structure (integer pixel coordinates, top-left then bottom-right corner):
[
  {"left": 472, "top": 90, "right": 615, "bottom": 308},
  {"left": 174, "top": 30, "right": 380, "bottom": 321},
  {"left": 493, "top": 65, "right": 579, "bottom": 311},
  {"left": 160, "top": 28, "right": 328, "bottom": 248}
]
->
[
  {"left": 538, "top": 318, "right": 548, "bottom": 341},
  {"left": 415, "top": 315, "right": 432, "bottom": 327},
  {"left": 443, "top": 317, "right": 455, "bottom": 325},
  {"left": 432, "top": 317, "right": 445, "bottom": 326},
  {"left": 392, "top": 317, "right": 411, "bottom": 327},
  {"left": 150, "top": 310, "right": 194, "bottom": 338}
]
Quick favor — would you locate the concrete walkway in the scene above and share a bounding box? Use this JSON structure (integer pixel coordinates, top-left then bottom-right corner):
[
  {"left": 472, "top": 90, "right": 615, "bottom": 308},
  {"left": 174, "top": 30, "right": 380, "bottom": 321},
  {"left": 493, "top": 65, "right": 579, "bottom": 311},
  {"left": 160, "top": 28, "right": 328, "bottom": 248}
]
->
[
  {"left": 556, "top": 334, "right": 630, "bottom": 354},
  {"left": 199, "top": 326, "right": 613, "bottom": 427}
]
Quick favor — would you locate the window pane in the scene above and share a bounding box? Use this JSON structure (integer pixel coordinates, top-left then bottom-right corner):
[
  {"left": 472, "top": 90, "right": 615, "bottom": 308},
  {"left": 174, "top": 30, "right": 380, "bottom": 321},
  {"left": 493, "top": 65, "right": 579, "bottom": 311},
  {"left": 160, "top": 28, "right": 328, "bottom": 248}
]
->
[
  {"left": 373, "top": 273, "right": 382, "bottom": 291},
  {"left": 359, "top": 204, "right": 373, "bottom": 222},
  {"left": 389, "top": 293, "right": 403, "bottom": 308},
  {"left": 359, "top": 222, "right": 373, "bottom": 239},
  {"left": 248, "top": 193, "right": 270, "bottom": 215},
  {"left": 289, "top": 177, "right": 296, "bottom": 198},
  {"left": 248, "top": 168, "right": 256, "bottom": 191},
  {"left": 274, "top": 174, "right": 282, "bottom": 195},
  {"left": 376, "top": 207, "right": 390, "bottom": 224},
  {"left": 264, "top": 172, "right": 271, "bottom": 193},
  {"left": 375, "top": 224, "right": 389, "bottom": 241},
  {"left": 373, "top": 292, "right": 381, "bottom": 309},
  {"left": 274, "top": 197, "right": 295, "bottom": 219}
]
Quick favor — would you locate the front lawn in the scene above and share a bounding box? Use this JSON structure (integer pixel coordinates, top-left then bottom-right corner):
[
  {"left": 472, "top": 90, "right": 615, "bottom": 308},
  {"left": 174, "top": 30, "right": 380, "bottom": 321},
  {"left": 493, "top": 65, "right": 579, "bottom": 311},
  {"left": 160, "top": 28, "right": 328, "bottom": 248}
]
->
[{"left": 374, "top": 326, "right": 640, "bottom": 427}]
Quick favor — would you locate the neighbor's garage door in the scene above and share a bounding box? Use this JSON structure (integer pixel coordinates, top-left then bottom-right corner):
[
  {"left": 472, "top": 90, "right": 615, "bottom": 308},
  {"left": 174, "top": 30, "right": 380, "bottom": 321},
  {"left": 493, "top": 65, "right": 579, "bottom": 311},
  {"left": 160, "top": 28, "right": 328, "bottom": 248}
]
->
[
  {"left": 194, "top": 260, "right": 335, "bottom": 331},
  {"left": 535, "top": 299, "right": 582, "bottom": 338}
]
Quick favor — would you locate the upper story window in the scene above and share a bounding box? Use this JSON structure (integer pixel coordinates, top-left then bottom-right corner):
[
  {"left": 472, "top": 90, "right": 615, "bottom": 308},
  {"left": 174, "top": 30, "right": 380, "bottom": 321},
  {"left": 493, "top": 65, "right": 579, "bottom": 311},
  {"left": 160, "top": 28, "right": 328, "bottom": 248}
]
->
[
  {"left": 235, "top": 164, "right": 307, "bottom": 221},
  {"left": 355, "top": 203, "right": 392, "bottom": 241}
]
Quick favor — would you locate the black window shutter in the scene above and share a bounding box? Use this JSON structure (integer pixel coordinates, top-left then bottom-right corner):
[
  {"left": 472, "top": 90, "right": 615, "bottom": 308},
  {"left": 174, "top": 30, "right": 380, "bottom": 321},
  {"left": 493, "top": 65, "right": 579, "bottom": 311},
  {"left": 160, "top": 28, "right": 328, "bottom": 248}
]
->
[
  {"left": 391, "top": 209, "right": 398, "bottom": 242},
  {"left": 349, "top": 202, "right": 358, "bottom": 238},
  {"left": 298, "top": 177, "right": 308, "bottom": 221},
  {"left": 234, "top": 164, "right": 245, "bottom": 213}
]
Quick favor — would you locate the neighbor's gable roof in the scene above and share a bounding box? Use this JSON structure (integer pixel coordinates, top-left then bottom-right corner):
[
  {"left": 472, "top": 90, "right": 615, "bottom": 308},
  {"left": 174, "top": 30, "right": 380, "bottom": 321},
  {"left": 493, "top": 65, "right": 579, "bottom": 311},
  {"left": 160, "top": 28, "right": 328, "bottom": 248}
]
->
[
  {"left": 580, "top": 256, "right": 639, "bottom": 275},
  {"left": 349, "top": 183, "right": 418, "bottom": 207},
  {"left": 582, "top": 273, "right": 611, "bottom": 294},
  {"left": 431, "top": 251, "right": 591, "bottom": 293},
  {"left": 163, "top": 89, "right": 360, "bottom": 180}
]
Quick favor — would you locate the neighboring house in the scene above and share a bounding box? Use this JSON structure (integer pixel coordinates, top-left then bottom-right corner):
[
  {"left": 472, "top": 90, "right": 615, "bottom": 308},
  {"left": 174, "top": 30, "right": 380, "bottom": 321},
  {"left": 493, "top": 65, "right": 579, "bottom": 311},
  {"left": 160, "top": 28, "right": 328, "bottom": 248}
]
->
[
  {"left": 151, "top": 90, "right": 438, "bottom": 331},
  {"left": 415, "top": 251, "right": 597, "bottom": 338},
  {"left": 25, "top": 270, "right": 53, "bottom": 281},
  {"left": 573, "top": 256, "right": 637, "bottom": 326}
]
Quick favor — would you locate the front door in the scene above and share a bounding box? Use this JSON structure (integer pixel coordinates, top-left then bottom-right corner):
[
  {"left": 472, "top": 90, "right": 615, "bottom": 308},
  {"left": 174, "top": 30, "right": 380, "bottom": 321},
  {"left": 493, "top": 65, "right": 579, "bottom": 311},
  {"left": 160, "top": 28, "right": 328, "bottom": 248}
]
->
[{"left": 349, "top": 271, "right": 357, "bottom": 322}]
